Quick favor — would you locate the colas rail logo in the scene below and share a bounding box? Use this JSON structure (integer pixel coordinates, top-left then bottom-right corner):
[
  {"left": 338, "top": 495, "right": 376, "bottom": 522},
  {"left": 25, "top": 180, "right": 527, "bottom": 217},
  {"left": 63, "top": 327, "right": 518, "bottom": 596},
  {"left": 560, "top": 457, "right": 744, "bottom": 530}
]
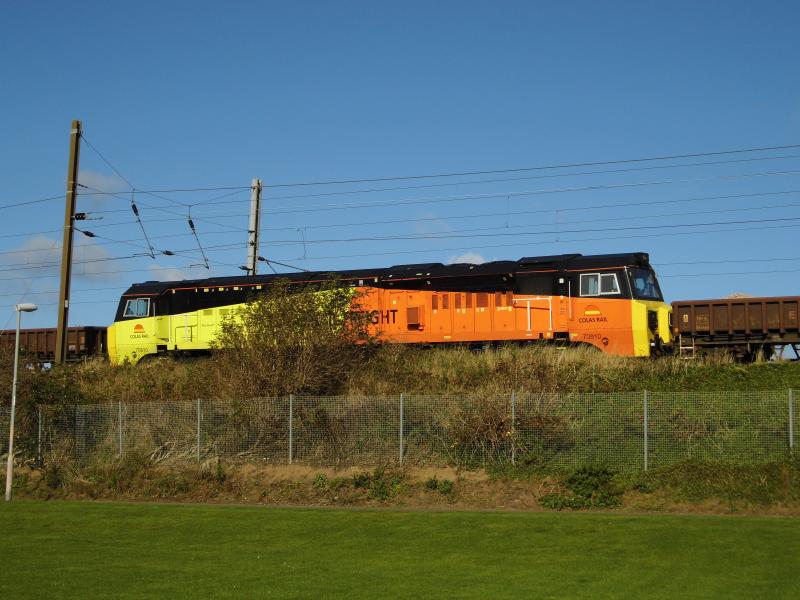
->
[
  {"left": 130, "top": 323, "right": 148, "bottom": 338},
  {"left": 578, "top": 305, "right": 608, "bottom": 323}
]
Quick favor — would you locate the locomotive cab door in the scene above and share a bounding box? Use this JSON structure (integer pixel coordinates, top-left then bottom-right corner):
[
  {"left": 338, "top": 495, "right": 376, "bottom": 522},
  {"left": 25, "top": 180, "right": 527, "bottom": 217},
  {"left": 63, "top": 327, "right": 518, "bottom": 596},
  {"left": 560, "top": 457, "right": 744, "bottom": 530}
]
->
[
  {"left": 153, "top": 297, "right": 170, "bottom": 348},
  {"left": 555, "top": 270, "right": 570, "bottom": 331}
]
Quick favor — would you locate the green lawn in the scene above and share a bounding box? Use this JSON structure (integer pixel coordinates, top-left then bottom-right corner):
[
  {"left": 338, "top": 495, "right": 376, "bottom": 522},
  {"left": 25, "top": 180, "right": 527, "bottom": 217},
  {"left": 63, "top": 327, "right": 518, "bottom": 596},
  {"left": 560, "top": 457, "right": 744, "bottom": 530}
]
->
[{"left": 1, "top": 502, "right": 799, "bottom": 599}]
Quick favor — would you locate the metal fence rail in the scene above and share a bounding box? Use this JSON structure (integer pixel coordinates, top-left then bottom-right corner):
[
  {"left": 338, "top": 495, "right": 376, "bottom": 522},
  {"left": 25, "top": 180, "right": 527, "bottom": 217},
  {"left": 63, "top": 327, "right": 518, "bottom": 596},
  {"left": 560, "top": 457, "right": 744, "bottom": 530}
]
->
[{"left": 5, "top": 391, "right": 798, "bottom": 472}]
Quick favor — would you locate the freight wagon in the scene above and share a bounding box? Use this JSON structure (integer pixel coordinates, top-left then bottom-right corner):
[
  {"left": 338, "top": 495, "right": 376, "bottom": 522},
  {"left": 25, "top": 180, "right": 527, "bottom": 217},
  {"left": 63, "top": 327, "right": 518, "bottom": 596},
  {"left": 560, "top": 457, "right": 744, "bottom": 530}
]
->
[
  {"left": 0, "top": 326, "right": 107, "bottom": 363},
  {"left": 671, "top": 297, "right": 800, "bottom": 360}
]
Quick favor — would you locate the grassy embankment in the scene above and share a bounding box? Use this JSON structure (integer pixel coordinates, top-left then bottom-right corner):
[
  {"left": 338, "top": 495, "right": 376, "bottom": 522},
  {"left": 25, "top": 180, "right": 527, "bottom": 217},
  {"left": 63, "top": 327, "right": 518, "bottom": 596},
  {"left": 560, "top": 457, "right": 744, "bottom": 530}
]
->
[
  {"left": 1, "top": 501, "right": 799, "bottom": 599},
  {"left": 6, "top": 345, "right": 800, "bottom": 408},
  {"left": 4, "top": 345, "right": 800, "bottom": 515}
]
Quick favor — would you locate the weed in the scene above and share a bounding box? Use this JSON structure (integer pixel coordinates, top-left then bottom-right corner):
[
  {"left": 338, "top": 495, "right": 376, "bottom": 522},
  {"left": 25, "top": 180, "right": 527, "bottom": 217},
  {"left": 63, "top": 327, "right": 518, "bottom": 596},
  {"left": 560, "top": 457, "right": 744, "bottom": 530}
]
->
[
  {"left": 540, "top": 465, "right": 623, "bottom": 510},
  {"left": 329, "top": 477, "right": 349, "bottom": 491},
  {"left": 353, "top": 472, "right": 371, "bottom": 489},
  {"left": 155, "top": 473, "right": 190, "bottom": 497},
  {"left": 214, "top": 460, "right": 226, "bottom": 486},
  {"left": 352, "top": 468, "right": 406, "bottom": 501},
  {"left": 438, "top": 479, "right": 454, "bottom": 496},
  {"left": 425, "top": 476, "right": 439, "bottom": 491},
  {"left": 43, "top": 463, "right": 63, "bottom": 489},
  {"left": 313, "top": 473, "right": 328, "bottom": 490}
]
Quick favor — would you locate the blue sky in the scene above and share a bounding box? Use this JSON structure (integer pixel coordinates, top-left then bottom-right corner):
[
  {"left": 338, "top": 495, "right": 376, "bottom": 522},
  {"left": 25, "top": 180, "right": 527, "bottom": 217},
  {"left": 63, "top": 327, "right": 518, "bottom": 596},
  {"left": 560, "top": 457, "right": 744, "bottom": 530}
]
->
[{"left": 1, "top": 0, "right": 799, "bottom": 328}]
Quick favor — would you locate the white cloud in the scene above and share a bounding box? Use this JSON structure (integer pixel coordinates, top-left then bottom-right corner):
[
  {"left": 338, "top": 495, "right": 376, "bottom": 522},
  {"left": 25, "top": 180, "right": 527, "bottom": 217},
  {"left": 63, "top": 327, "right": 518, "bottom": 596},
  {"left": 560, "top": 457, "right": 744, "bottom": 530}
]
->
[
  {"left": 448, "top": 252, "right": 487, "bottom": 265},
  {"left": 78, "top": 170, "right": 128, "bottom": 211},
  {"left": 145, "top": 264, "right": 218, "bottom": 282},
  {"left": 5, "top": 234, "right": 121, "bottom": 283},
  {"left": 78, "top": 170, "right": 127, "bottom": 194}
]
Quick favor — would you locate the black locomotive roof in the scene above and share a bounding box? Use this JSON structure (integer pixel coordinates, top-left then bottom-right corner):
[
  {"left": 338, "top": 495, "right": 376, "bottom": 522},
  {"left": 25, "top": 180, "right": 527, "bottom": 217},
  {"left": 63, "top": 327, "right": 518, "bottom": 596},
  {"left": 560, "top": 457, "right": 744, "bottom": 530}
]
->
[{"left": 122, "top": 252, "right": 651, "bottom": 296}]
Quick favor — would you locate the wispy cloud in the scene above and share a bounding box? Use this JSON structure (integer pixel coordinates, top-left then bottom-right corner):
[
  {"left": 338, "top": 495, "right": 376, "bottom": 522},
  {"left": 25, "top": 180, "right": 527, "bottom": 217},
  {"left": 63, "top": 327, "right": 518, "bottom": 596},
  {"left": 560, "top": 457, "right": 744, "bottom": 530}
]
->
[
  {"left": 78, "top": 169, "right": 127, "bottom": 193},
  {"left": 145, "top": 264, "right": 211, "bottom": 282},
  {"left": 78, "top": 169, "right": 129, "bottom": 211},
  {"left": 6, "top": 234, "right": 121, "bottom": 283},
  {"left": 447, "top": 252, "right": 487, "bottom": 265}
]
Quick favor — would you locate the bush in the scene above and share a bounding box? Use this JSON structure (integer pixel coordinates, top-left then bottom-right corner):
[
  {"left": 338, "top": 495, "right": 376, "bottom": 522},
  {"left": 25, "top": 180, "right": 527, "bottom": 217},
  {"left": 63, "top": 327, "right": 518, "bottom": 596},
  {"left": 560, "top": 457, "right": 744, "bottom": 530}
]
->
[
  {"left": 438, "top": 479, "right": 454, "bottom": 497},
  {"left": 540, "top": 465, "right": 622, "bottom": 510},
  {"left": 350, "top": 468, "right": 404, "bottom": 501},
  {"left": 211, "top": 278, "right": 376, "bottom": 398}
]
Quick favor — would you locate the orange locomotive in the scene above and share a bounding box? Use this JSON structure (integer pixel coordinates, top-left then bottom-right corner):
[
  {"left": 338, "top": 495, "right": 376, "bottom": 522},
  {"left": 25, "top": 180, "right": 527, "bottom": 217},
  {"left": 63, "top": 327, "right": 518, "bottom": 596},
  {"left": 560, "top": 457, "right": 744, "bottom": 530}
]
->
[
  {"left": 108, "top": 252, "right": 672, "bottom": 364},
  {"left": 358, "top": 253, "right": 670, "bottom": 356}
]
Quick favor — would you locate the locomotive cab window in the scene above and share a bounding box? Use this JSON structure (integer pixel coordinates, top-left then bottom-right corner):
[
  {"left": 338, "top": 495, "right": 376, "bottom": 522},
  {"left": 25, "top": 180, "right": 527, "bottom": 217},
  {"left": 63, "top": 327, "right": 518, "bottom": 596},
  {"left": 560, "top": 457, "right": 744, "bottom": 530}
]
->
[
  {"left": 629, "top": 268, "right": 663, "bottom": 301},
  {"left": 123, "top": 298, "right": 150, "bottom": 318},
  {"left": 579, "top": 273, "right": 619, "bottom": 296}
]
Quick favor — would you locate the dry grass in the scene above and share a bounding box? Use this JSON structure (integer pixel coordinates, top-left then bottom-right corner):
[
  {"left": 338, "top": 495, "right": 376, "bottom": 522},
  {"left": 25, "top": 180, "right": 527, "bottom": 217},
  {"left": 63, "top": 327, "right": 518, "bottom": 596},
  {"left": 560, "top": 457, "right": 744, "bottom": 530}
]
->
[{"left": 3, "top": 343, "right": 800, "bottom": 413}]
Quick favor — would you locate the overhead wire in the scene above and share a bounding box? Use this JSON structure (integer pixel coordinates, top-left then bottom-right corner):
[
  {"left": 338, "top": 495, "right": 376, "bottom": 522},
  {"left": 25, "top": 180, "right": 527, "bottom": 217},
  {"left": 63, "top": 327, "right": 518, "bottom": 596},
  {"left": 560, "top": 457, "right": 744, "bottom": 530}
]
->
[
  {"left": 253, "top": 142, "right": 800, "bottom": 188},
  {"left": 0, "top": 193, "right": 65, "bottom": 212},
  {"left": 231, "top": 152, "right": 800, "bottom": 204},
  {"left": 241, "top": 214, "right": 800, "bottom": 246},
  {"left": 77, "top": 187, "right": 800, "bottom": 235},
  {"left": 284, "top": 221, "right": 800, "bottom": 262},
  {"left": 187, "top": 208, "right": 210, "bottom": 269},
  {"left": 5, "top": 139, "right": 800, "bottom": 309},
  {"left": 264, "top": 169, "right": 800, "bottom": 215}
]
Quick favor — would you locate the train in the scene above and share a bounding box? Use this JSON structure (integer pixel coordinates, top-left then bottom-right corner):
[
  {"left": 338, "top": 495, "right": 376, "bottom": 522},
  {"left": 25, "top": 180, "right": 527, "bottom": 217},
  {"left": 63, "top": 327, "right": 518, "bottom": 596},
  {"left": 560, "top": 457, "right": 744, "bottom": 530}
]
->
[
  {"left": 5, "top": 252, "right": 798, "bottom": 364},
  {"left": 0, "top": 326, "right": 107, "bottom": 362}
]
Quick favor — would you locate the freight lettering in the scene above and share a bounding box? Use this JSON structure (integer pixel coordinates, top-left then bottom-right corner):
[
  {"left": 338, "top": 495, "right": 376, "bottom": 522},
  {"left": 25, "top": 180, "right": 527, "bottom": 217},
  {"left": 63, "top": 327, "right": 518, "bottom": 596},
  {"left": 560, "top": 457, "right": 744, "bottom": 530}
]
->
[
  {"left": 371, "top": 309, "right": 398, "bottom": 325},
  {"left": 577, "top": 316, "right": 608, "bottom": 323}
]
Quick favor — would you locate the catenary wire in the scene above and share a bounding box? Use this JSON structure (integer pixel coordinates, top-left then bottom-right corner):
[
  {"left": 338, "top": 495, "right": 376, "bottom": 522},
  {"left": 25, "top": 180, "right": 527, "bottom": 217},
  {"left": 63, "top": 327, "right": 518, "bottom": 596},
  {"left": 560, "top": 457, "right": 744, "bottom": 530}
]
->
[
  {"left": 6, "top": 197, "right": 796, "bottom": 260},
  {"left": 253, "top": 143, "right": 800, "bottom": 188},
  {"left": 81, "top": 188, "right": 800, "bottom": 234},
  {"left": 232, "top": 153, "right": 800, "bottom": 204}
]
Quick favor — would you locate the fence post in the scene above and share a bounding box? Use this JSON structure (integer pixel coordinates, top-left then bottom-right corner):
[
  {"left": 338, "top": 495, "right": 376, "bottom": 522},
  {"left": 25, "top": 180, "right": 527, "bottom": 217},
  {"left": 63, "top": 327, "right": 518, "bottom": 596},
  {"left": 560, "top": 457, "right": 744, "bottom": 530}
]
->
[
  {"left": 288, "top": 394, "right": 294, "bottom": 464},
  {"left": 790, "top": 389, "right": 795, "bottom": 451},
  {"left": 511, "top": 391, "right": 516, "bottom": 466},
  {"left": 37, "top": 405, "right": 42, "bottom": 464},
  {"left": 399, "top": 393, "right": 404, "bottom": 465},
  {"left": 643, "top": 390, "right": 649, "bottom": 471},
  {"left": 74, "top": 406, "right": 79, "bottom": 463},
  {"left": 196, "top": 398, "right": 202, "bottom": 462},
  {"left": 117, "top": 401, "right": 123, "bottom": 457}
]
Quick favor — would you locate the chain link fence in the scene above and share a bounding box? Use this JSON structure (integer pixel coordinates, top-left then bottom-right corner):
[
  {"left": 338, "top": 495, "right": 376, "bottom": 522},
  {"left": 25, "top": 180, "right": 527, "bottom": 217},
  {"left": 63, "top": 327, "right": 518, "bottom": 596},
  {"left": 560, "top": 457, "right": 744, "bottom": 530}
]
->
[
  {"left": 5, "top": 391, "right": 799, "bottom": 473},
  {"left": 0, "top": 406, "right": 9, "bottom": 456}
]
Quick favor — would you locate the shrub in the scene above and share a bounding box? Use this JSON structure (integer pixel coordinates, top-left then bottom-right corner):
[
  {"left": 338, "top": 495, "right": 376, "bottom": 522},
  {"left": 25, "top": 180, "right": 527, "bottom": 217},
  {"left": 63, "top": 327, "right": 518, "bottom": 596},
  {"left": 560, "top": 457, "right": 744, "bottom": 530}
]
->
[
  {"left": 350, "top": 468, "right": 404, "bottom": 501},
  {"left": 214, "top": 459, "right": 226, "bottom": 486},
  {"left": 211, "top": 278, "right": 377, "bottom": 398},
  {"left": 313, "top": 473, "right": 328, "bottom": 490},
  {"left": 425, "top": 476, "right": 439, "bottom": 491},
  {"left": 438, "top": 479, "right": 454, "bottom": 497},
  {"left": 43, "top": 463, "right": 63, "bottom": 489},
  {"left": 540, "top": 465, "right": 622, "bottom": 510},
  {"left": 352, "top": 472, "right": 371, "bottom": 489}
]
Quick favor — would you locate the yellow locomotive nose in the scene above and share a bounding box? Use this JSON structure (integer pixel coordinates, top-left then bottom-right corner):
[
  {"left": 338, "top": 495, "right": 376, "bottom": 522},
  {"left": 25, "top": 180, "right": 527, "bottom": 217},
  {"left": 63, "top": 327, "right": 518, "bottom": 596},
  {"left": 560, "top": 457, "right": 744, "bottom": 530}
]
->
[{"left": 107, "top": 324, "right": 118, "bottom": 364}]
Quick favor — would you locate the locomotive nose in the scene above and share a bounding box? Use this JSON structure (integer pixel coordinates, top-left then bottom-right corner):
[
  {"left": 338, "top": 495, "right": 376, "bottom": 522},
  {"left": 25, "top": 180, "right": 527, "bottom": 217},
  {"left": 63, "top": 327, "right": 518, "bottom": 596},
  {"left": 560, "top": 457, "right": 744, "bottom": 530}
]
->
[{"left": 107, "top": 324, "right": 118, "bottom": 364}]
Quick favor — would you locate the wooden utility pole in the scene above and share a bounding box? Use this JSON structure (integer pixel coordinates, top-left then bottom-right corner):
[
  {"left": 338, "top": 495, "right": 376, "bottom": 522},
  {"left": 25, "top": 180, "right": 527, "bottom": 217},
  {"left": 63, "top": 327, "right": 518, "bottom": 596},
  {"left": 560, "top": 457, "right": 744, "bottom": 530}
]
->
[
  {"left": 55, "top": 120, "right": 82, "bottom": 364},
  {"left": 246, "top": 178, "right": 262, "bottom": 275}
]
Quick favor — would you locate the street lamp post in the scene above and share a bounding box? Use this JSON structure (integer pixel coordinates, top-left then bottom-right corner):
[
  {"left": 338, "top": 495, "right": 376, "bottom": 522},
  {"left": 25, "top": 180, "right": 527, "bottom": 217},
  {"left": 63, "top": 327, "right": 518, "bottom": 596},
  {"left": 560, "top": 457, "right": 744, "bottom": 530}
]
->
[{"left": 5, "top": 303, "right": 37, "bottom": 502}]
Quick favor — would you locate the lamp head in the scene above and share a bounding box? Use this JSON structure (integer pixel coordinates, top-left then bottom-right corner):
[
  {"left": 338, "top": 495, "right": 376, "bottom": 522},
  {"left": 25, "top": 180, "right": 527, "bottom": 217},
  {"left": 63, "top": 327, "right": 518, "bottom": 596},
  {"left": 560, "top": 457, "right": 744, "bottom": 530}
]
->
[{"left": 14, "top": 303, "right": 37, "bottom": 313}]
